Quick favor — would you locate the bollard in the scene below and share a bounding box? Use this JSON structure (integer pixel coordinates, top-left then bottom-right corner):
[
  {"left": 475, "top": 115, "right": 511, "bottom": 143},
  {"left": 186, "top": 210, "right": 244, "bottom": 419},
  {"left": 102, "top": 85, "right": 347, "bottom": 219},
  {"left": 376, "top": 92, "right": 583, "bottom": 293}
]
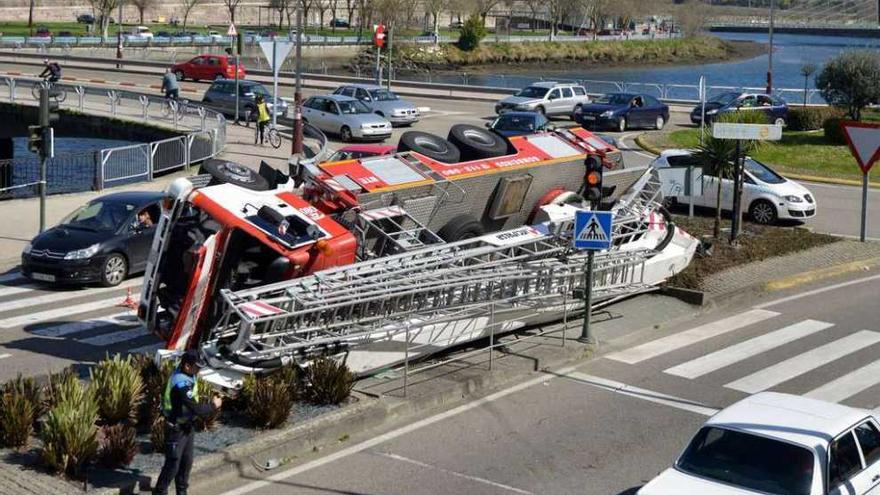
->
[
  {"left": 198, "top": 107, "right": 207, "bottom": 131},
  {"left": 244, "top": 109, "right": 251, "bottom": 127},
  {"left": 4, "top": 78, "right": 15, "bottom": 103},
  {"left": 139, "top": 95, "right": 150, "bottom": 120},
  {"left": 107, "top": 90, "right": 118, "bottom": 116},
  {"left": 75, "top": 86, "right": 85, "bottom": 112},
  {"left": 170, "top": 100, "right": 179, "bottom": 128}
]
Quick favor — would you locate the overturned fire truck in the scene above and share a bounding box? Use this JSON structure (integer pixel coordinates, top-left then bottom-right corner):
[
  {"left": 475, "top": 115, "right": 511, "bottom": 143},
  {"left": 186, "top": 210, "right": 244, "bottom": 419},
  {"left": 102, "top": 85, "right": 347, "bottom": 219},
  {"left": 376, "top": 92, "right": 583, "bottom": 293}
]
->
[{"left": 139, "top": 124, "right": 698, "bottom": 387}]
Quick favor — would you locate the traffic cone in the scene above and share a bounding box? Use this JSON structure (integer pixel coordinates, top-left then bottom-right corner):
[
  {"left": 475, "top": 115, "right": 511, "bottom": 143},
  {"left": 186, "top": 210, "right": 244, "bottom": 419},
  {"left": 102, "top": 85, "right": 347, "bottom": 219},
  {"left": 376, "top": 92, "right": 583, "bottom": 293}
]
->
[{"left": 120, "top": 287, "right": 138, "bottom": 309}]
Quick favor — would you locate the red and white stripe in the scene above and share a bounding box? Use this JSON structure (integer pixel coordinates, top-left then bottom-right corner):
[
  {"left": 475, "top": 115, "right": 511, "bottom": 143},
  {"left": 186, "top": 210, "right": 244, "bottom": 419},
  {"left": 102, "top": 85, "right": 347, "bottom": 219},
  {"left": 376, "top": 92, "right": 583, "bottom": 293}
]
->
[
  {"left": 240, "top": 301, "right": 286, "bottom": 319},
  {"left": 647, "top": 211, "right": 667, "bottom": 232},
  {"left": 323, "top": 178, "right": 345, "bottom": 192},
  {"left": 360, "top": 206, "right": 405, "bottom": 221}
]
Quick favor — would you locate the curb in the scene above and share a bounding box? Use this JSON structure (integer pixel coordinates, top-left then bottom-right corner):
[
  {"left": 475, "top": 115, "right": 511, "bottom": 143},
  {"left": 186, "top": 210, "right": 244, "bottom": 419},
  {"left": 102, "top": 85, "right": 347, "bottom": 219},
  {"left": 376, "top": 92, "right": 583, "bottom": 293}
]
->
[
  {"left": 633, "top": 133, "right": 662, "bottom": 156},
  {"left": 762, "top": 256, "right": 880, "bottom": 291}
]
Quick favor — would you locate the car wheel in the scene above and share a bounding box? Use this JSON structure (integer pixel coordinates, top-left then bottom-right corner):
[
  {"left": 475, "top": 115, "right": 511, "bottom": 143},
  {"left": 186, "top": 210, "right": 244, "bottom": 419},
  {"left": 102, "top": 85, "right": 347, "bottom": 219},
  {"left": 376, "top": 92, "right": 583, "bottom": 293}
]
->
[
  {"left": 101, "top": 253, "right": 128, "bottom": 287},
  {"left": 447, "top": 124, "right": 510, "bottom": 161},
  {"left": 397, "top": 131, "right": 461, "bottom": 163},
  {"left": 535, "top": 106, "right": 546, "bottom": 116},
  {"left": 437, "top": 214, "right": 484, "bottom": 242},
  {"left": 340, "top": 125, "right": 353, "bottom": 142},
  {"left": 174, "top": 70, "right": 185, "bottom": 81},
  {"left": 774, "top": 117, "right": 786, "bottom": 127},
  {"left": 749, "top": 199, "right": 778, "bottom": 225},
  {"left": 655, "top": 115, "right": 665, "bottom": 130},
  {"left": 618, "top": 117, "right": 627, "bottom": 132},
  {"left": 214, "top": 73, "right": 225, "bottom": 81},
  {"left": 571, "top": 105, "right": 582, "bottom": 121},
  {"left": 200, "top": 158, "right": 270, "bottom": 191}
]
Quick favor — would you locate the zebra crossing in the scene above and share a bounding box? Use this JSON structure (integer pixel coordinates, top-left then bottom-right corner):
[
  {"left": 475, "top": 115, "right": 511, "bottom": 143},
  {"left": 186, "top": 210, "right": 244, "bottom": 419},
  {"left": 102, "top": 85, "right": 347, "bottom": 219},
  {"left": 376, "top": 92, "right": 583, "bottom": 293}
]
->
[
  {"left": 605, "top": 308, "right": 880, "bottom": 408},
  {"left": 0, "top": 271, "right": 162, "bottom": 371}
]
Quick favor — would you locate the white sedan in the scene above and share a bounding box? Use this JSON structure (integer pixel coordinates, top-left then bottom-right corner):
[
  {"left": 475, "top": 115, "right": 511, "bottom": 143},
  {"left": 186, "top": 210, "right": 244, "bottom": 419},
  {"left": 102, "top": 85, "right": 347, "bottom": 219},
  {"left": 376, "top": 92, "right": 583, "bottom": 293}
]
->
[
  {"left": 652, "top": 149, "right": 816, "bottom": 224},
  {"left": 640, "top": 392, "right": 880, "bottom": 495}
]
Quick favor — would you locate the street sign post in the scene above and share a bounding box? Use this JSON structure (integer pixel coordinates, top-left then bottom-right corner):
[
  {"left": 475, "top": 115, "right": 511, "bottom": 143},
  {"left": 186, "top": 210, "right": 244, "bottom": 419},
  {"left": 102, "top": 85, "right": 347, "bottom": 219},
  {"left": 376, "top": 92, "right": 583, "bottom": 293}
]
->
[
  {"left": 712, "top": 122, "right": 782, "bottom": 243},
  {"left": 373, "top": 24, "right": 385, "bottom": 85},
  {"left": 573, "top": 210, "right": 614, "bottom": 345},
  {"left": 840, "top": 121, "right": 880, "bottom": 242},
  {"left": 259, "top": 40, "right": 294, "bottom": 127}
]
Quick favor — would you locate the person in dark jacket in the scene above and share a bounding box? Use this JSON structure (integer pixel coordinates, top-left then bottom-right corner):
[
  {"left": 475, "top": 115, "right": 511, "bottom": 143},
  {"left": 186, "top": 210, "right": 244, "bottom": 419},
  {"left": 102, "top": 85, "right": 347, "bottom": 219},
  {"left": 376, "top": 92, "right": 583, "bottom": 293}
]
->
[
  {"left": 153, "top": 350, "right": 221, "bottom": 495},
  {"left": 39, "top": 59, "right": 62, "bottom": 83}
]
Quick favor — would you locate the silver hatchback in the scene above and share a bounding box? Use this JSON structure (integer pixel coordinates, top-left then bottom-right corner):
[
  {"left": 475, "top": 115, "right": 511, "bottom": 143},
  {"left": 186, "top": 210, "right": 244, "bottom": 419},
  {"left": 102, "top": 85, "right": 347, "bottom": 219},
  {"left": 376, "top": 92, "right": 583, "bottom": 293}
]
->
[{"left": 302, "top": 95, "right": 392, "bottom": 142}]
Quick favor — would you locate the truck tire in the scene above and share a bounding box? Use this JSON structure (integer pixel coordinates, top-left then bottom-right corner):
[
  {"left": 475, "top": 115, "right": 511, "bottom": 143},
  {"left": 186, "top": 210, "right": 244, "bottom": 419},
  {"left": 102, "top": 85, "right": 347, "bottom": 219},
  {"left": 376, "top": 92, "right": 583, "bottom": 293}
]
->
[
  {"left": 200, "top": 159, "right": 270, "bottom": 191},
  {"left": 397, "top": 131, "right": 461, "bottom": 163},
  {"left": 447, "top": 124, "right": 510, "bottom": 161},
  {"left": 437, "top": 214, "right": 484, "bottom": 242}
]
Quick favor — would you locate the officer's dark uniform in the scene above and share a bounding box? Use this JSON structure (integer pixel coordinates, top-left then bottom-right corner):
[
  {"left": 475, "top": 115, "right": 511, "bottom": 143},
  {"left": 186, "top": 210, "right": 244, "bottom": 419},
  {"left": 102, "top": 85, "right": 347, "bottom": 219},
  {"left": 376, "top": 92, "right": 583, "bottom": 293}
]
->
[{"left": 153, "top": 351, "right": 216, "bottom": 495}]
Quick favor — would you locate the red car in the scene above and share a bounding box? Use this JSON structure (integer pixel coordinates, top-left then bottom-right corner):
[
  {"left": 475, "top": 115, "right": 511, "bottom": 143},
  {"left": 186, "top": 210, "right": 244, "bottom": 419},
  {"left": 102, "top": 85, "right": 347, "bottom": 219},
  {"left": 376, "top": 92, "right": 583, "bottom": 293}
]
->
[
  {"left": 170, "top": 55, "right": 245, "bottom": 82},
  {"left": 326, "top": 144, "right": 396, "bottom": 162}
]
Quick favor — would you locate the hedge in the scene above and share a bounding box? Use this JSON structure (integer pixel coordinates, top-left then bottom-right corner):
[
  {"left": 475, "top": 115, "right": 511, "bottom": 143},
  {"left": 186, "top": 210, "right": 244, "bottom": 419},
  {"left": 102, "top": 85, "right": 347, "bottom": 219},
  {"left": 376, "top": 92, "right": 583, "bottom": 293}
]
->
[{"left": 786, "top": 107, "right": 846, "bottom": 131}]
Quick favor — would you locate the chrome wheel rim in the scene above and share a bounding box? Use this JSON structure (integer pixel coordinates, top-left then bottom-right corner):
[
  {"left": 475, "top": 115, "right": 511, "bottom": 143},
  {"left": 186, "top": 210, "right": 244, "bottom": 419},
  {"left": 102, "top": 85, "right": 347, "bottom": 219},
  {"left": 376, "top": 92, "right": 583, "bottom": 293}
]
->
[
  {"left": 618, "top": 118, "right": 626, "bottom": 132},
  {"left": 656, "top": 116, "right": 664, "bottom": 129},
  {"left": 753, "top": 203, "right": 775, "bottom": 224},
  {"left": 105, "top": 256, "right": 125, "bottom": 285}
]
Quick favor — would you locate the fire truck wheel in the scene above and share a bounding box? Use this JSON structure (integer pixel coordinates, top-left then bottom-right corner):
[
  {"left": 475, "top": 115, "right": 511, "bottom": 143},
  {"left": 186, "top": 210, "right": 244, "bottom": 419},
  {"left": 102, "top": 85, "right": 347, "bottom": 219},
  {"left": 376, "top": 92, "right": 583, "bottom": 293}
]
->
[
  {"left": 447, "top": 124, "right": 509, "bottom": 161},
  {"left": 397, "top": 131, "right": 461, "bottom": 163},
  {"left": 200, "top": 158, "right": 271, "bottom": 191},
  {"left": 437, "top": 215, "right": 485, "bottom": 242}
]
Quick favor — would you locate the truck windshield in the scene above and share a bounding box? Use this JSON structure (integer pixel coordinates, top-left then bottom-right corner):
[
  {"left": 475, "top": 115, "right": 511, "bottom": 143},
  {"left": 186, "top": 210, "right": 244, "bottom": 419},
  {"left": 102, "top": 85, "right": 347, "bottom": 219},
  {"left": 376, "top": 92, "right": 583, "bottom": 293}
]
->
[{"left": 676, "top": 427, "right": 813, "bottom": 495}]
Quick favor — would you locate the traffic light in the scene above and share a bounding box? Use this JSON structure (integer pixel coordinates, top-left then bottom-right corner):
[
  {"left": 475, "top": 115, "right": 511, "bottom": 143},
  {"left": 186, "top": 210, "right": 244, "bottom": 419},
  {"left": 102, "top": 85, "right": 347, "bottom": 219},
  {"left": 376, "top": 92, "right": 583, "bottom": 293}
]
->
[
  {"left": 584, "top": 155, "right": 603, "bottom": 205},
  {"left": 39, "top": 93, "right": 60, "bottom": 127},
  {"left": 27, "top": 125, "right": 43, "bottom": 154}
]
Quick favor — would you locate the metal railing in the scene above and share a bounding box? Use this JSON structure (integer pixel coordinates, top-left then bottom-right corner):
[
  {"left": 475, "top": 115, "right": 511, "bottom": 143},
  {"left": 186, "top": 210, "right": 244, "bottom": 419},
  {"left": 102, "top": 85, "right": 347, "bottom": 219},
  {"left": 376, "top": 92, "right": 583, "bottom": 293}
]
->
[{"left": 0, "top": 76, "right": 226, "bottom": 199}]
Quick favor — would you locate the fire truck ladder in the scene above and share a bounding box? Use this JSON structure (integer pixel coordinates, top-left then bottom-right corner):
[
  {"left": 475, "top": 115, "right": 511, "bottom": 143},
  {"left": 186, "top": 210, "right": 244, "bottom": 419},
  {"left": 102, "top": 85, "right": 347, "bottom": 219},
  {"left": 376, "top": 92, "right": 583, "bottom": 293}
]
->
[{"left": 352, "top": 205, "right": 444, "bottom": 258}]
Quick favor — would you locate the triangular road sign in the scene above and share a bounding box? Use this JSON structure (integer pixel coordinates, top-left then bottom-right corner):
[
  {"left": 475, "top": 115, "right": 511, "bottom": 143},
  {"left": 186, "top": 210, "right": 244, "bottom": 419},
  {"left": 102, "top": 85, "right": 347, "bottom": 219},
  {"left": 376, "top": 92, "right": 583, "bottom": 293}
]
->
[
  {"left": 227, "top": 23, "right": 237, "bottom": 36},
  {"left": 259, "top": 40, "right": 294, "bottom": 74},
  {"left": 841, "top": 121, "right": 880, "bottom": 174}
]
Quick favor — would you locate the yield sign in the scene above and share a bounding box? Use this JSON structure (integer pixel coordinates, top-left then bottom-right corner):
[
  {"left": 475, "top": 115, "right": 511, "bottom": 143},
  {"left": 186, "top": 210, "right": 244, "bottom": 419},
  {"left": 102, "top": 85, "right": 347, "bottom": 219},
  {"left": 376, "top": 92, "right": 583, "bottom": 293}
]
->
[
  {"left": 259, "top": 40, "right": 294, "bottom": 75},
  {"left": 841, "top": 121, "right": 880, "bottom": 174},
  {"left": 227, "top": 23, "right": 237, "bottom": 36}
]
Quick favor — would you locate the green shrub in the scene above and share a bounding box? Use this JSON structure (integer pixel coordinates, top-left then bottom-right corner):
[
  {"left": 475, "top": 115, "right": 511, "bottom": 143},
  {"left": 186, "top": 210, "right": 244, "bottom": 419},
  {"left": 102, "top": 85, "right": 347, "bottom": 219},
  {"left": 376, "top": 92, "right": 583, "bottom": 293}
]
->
[
  {"left": 3, "top": 374, "right": 44, "bottom": 429},
  {"left": 306, "top": 358, "right": 353, "bottom": 406},
  {"left": 242, "top": 366, "right": 297, "bottom": 429},
  {"left": 133, "top": 355, "right": 173, "bottom": 429},
  {"left": 91, "top": 354, "right": 144, "bottom": 425},
  {"left": 457, "top": 14, "right": 486, "bottom": 51},
  {"left": 718, "top": 110, "right": 769, "bottom": 125},
  {"left": 45, "top": 370, "right": 85, "bottom": 411},
  {"left": 98, "top": 423, "right": 138, "bottom": 468},
  {"left": 824, "top": 117, "right": 847, "bottom": 145},
  {"left": 150, "top": 414, "right": 165, "bottom": 453},
  {"left": 193, "top": 375, "right": 220, "bottom": 432},
  {"left": 0, "top": 390, "right": 35, "bottom": 448},
  {"left": 41, "top": 380, "right": 99, "bottom": 478},
  {"left": 786, "top": 107, "right": 846, "bottom": 131}
]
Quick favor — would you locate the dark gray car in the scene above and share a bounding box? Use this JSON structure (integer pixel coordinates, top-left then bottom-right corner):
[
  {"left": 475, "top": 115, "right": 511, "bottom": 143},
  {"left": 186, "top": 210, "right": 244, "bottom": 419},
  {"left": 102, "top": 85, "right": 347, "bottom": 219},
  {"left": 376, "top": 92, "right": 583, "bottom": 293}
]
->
[
  {"left": 202, "top": 79, "right": 288, "bottom": 120},
  {"left": 333, "top": 84, "right": 420, "bottom": 126}
]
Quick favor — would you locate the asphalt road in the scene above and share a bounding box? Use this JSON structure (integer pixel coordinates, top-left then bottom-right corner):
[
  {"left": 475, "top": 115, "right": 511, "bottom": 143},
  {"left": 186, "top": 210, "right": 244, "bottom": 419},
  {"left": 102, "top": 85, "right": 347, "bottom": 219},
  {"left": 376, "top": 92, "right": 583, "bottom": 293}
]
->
[{"left": 210, "top": 271, "right": 880, "bottom": 495}]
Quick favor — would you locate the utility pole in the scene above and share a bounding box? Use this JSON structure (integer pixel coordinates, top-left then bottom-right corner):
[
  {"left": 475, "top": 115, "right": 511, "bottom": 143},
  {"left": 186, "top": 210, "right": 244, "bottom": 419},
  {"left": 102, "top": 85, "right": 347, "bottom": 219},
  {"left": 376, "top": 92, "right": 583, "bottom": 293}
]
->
[
  {"left": 116, "top": 1, "right": 124, "bottom": 68},
  {"left": 292, "top": 2, "right": 304, "bottom": 156},
  {"left": 766, "top": 0, "right": 775, "bottom": 94},
  {"left": 386, "top": 25, "right": 392, "bottom": 90}
]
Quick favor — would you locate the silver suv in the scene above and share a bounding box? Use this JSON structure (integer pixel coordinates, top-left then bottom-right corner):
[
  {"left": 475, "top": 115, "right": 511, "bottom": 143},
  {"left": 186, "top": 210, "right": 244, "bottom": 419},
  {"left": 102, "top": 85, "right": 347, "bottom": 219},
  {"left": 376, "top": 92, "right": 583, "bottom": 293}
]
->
[{"left": 495, "top": 82, "right": 591, "bottom": 119}]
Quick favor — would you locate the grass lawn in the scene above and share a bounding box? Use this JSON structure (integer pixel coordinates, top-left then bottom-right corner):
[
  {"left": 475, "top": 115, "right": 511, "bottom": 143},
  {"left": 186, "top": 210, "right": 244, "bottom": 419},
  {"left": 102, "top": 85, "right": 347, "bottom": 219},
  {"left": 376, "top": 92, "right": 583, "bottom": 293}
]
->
[{"left": 655, "top": 127, "right": 876, "bottom": 181}]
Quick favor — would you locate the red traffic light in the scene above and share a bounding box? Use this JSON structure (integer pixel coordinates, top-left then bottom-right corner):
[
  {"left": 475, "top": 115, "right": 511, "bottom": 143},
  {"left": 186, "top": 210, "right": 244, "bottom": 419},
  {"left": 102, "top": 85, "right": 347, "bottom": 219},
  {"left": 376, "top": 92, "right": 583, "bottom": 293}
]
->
[{"left": 373, "top": 24, "right": 386, "bottom": 48}]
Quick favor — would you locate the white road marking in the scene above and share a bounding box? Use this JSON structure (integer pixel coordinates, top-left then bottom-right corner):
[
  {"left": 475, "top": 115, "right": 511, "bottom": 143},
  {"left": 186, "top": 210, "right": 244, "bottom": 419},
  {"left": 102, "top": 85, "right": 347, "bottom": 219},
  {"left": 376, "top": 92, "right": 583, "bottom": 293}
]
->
[
  {"left": 376, "top": 452, "right": 533, "bottom": 495},
  {"left": 755, "top": 274, "right": 880, "bottom": 309},
  {"left": 619, "top": 132, "right": 657, "bottom": 159},
  {"left": 31, "top": 312, "right": 139, "bottom": 337},
  {"left": 664, "top": 320, "right": 834, "bottom": 379},
  {"left": 220, "top": 363, "right": 581, "bottom": 495},
  {"left": 804, "top": 359, "right": 880, "bottom": 403},
  {"left": 0, "top": 278, "right": 140, "bottom": 314},
  {"left": 0, "top": 353, "right": 11, "bottom": 360},
  {"left": 78, "top": 327, "right": 150, "bottom": 346},
  {"left": 726, "top": 330, "right": 880, "bottom": 394},
  {"left": 0, "top": 294, "right": 139, "bottom": 328},
  {"left": 0, "top": 284, "right": 39, "bottom": 298},
  {"left": 416, "top": 106, "right": 431, "bottom": 112},
  {"left": 606, "top": 309, "right": 780, "bottom": 364},
  {"left": 565, "top": 372, "right": 719, "bottom": 417}
]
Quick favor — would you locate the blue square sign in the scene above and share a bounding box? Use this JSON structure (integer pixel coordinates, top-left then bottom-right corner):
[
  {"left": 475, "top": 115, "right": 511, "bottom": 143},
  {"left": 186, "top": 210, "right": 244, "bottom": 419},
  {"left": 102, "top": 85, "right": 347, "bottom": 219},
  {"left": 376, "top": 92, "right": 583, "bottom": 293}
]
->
[{"left": 574, "top": 210, "right": 614, "bottom": 250}]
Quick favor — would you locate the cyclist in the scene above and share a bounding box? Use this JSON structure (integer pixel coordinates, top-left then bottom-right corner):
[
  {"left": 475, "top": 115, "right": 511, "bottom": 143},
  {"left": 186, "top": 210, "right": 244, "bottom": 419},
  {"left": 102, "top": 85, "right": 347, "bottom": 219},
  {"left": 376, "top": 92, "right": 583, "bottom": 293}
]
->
[
  {"left": 254, "top": 94, "right": 270, "bottom": 146},
  {"left": 39, "top": 59, "right": 62, "bottom": 84},
  {"left": 161, "top": 68, "right": 179, "bottom": 101}
]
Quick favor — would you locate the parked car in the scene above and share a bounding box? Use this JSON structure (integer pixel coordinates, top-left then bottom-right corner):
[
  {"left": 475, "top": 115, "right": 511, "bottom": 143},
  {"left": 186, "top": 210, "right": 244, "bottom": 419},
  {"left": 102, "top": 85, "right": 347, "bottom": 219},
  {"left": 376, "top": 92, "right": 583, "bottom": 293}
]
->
[
  {"left": 640, "top": 392, "right": 880, "bottom": 495},
  {"left": 486, "top": 111, "right": 552, "bottom": 137},
  {"left": 326, "top": 144, "right": 396, "bottom": 162},
  {"left": 449, "top": 20, "right": 464, "bottom": 29},
  {"left": 35, "top": 26, "right": 51, "bottom": 37},
  {"left": 76, "top": 13, "right": 95, "bottom": 24},
  {"left": 57, "top": 31, "right": 74, "bottom": 37},
  {"left": 21, "top": 192, "right": 162, "bottom": 287},
  {"left": 576, "top": 92, "right": 669, "bottom": 131},
  {"left": 155, "top": 31, "right": 172, "bottom": 38},
  {"left": 332, "top": 84, "right": 420, "bottom": 126},
  {"left": 495, "top": 82, "right": 591, "bottom": 119},
  {"left": 302, "top": 95, "right": 392, "bottom": 142},
  {"left": 690, "top": 91, "right": 789, "bottom": 126},
  {"left": 202, "top": 79, "right": 287, "bottom": 120},
  {"left": 651, "top": 148, "right": 816, "bottom": 224},
  {"left": 130, "top": 26, "right": 153, "bottom": 39},
  {"left": 206, "top": 30, "right": 223, "bottom": 41},
  {"left": 329, "top": 18, "right": 350, "bottom": 28},
  {"left": 171, "top": 54, "right": 245, "bottom": 81}
]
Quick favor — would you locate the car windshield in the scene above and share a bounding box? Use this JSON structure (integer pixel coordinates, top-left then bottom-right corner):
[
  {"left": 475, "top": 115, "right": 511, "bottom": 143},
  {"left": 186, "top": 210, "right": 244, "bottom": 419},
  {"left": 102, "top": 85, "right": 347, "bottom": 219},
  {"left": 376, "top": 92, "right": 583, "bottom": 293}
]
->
[
  {"left": 515, "top": 87, "right": 549, "bottom": 98},
  {"left": 338, "top": 100, "right": 371, "bottom": 114},
  {"left": 677, "top": 427, "right": 814, "bottom": 495},
  {"left": 495, "top": 115, "right": 537, "bottom": 132},
  {"left": 745, "top": 158, "right": 786, "bottom": 184},
  {"left": 369, "top": 89, "right": 399, "bottom": 101},
  {"left": 710, "top": 92, "right": 741, "bottom": 106},
  {"left": 594, "top": 94, "right": 632, "bottom": 105},
  {"left": 249, "top": 85, "right": 271, "bottom": 97},
  {"left": 59, "top": 200, "right": 136, "bottom": 232}
]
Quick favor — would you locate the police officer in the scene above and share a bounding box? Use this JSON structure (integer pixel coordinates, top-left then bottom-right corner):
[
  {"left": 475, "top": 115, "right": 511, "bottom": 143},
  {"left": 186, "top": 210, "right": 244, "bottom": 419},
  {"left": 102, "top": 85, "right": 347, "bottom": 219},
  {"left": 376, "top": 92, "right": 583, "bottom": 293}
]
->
[{"left": 153, "top": 350, "right": 221, "bottom": 495}]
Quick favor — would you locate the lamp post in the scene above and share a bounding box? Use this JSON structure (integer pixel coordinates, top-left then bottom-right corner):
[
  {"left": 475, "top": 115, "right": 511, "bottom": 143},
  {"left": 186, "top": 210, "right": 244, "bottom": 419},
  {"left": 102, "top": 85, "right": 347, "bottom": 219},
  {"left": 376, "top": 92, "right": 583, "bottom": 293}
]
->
[
  {"left": 292, "top": 2, "right": 304, "bottom": 156},
  {"left": 766, "top": 0, "right": 775, "bottom": 94},
  {"left": 116, "top": 1, "right": 124, "bottom": 68}
]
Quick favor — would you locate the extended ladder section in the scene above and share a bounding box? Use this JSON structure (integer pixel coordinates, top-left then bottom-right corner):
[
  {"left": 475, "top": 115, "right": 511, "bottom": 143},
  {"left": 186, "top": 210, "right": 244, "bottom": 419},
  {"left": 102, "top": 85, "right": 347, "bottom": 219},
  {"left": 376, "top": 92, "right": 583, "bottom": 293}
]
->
[{"left": 202, "top": 170, "right": 669, "bottom": 369}]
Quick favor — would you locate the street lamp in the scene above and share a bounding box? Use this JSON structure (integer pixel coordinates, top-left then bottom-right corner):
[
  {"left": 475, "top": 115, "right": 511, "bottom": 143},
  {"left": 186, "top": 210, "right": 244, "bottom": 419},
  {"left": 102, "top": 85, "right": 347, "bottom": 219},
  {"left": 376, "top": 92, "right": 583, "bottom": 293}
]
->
[
  {"left": 766, "top": 0, "right": 775, "bottom": 94},
  {"left": 292, "top": 1, "right": 303, "bottom": 156}
]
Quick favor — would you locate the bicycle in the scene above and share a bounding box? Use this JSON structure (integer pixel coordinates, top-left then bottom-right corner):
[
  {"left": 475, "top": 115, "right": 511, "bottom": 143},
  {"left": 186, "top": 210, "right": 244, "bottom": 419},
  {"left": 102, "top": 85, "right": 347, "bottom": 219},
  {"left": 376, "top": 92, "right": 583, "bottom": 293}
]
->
[
  {"left": 31, "top": 78, "right": 67, "bottom": 103},
  {"left": 256, "top": 122, "right": 282, "bottom": 149},
  {"left": 161, "top": 96, "right": 188, "bottom": 120}
]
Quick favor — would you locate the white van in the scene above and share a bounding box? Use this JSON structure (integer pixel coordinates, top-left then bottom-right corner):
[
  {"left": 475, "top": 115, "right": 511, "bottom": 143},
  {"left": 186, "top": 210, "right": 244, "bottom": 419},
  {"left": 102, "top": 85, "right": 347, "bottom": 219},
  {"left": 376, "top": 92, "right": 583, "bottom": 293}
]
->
[
  {"left": 131, "top": 26, "right": 153, "bottom": 39},
  {"left": 652, "top": 149, "right": 816, "bottom": 224}
]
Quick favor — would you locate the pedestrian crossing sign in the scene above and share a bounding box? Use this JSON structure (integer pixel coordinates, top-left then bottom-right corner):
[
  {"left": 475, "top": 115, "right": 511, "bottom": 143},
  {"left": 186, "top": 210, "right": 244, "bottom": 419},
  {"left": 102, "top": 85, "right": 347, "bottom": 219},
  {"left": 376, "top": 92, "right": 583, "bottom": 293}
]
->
[{"left": 574, "top": 210, "right": 613, "bottom": 250}]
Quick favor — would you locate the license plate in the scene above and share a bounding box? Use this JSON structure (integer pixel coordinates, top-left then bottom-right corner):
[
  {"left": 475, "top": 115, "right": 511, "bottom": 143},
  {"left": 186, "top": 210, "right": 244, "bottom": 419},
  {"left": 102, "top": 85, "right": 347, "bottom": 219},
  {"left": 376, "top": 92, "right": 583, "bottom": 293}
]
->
[
  {"left": 31, "top": 272, "right": 55, "bottom": 282},
  {"left": 581, "top": 115, "right": 595, "bottom": 121}
]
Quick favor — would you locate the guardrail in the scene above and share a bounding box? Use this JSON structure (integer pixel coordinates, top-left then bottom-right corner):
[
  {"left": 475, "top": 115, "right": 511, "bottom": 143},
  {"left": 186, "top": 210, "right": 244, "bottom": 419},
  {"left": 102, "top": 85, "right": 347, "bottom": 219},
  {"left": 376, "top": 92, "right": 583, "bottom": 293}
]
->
[{"left": 0, "top": 76, "right": 226, "bottom": 199}]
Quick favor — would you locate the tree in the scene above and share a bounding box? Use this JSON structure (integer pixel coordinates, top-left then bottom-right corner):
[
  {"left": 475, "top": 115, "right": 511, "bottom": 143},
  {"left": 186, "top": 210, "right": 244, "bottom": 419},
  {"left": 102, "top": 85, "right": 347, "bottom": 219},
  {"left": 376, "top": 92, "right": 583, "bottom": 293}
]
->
[
  {"left": 223, "top": 0, "right": 243, "bottom": 24},
  {"left": 344, "top": 0, "right": 356, "bottom": 29},
  {"left": 473, "top": 0, "right": 499, "bottom": 27},
  {"left": 816, "top": 50, "right": 880, "bottom": 121},
  {"left": 88, "top": 0, "right": 123, "bottom": 38},
  {"left": 457, "top": 12, "right": 486, "bottom": 51},
  {"left": 316, "top": 0, "right": 329, "bottom": 29},
  {"left": 523, "top": 0, "right": 545, "bottom": 32},
  {"left": 28, "top": 0, "right": 36, "bottom": 37},
  {"left": 328, "top": 0, "right": 339, "bottom": 32},
  {"left": 424, "top": 0, "right": 448, "bottom": 41},
  {"left": 179, "top": 0, "right": 202, "bottom": 32},
  {"left": 799, "top": 63, "right": 816, "bottom": 107},
  {"left": 131, "top": 0, "right": 157, "bottom": 25},
  {"left": 674, "top": 0, "right": 711, "bottom": 37}
]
